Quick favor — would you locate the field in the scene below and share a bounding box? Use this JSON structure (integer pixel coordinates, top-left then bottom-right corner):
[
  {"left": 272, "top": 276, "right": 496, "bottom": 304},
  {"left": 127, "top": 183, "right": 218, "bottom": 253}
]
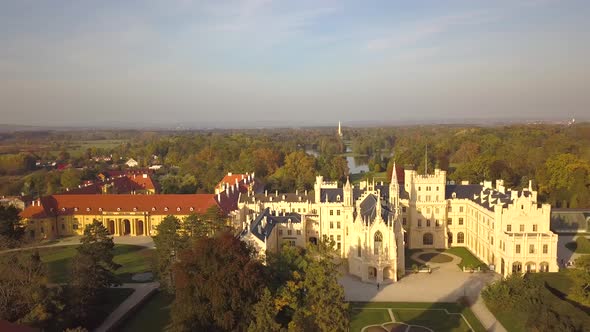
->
[
  {"left": 350, "top": 302, "right": 485, "bottom": 332},
  {"left": 488, "top": 272, "right": 590, "bottom": 332},
  {"left": 443, "top": 247, "right": 487, "bottom": 270},
  {"left": 120, "top": 291, "right": 174, "bottom": 332},
  {"left": 19, "top": 244, "right": 154, "bottom": 283}
]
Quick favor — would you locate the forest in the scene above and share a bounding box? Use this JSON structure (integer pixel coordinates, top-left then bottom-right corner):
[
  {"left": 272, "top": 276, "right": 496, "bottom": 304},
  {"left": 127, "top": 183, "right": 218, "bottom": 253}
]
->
[{"left": 0, "top": 123, "right": 589, "bottom": 208}]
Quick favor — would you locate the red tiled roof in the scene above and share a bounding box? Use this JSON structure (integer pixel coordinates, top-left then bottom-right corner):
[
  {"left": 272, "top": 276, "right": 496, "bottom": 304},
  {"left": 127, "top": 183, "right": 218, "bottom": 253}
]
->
[
  {"left": 64, "top": 174, "right": 157, "bottom": 195},
  {"left": 21, "top": 194, "right": 219, "bottom": 218},
  {"left": 216, "top": 173, "right": 251, "bottom": 194}
]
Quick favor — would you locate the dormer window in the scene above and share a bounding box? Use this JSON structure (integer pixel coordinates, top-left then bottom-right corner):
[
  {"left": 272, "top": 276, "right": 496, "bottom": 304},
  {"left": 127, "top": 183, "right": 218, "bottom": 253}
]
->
[
  {"left": 164, "top": 207, "right": 168, "bottom": 211},
  {"left": 86, "top": 208, "right": 91, "bottom": 212},
  {"left": 336, "top": 195, "right": 341, "bottom": 201},
  {"left": 189, "top": 207, "right": 194, "bottom": 212},
  {"left": 117, "top": 208, "right": 121, "bottom": 211},
  {"left": 177, "top": 207, "right": 181, "bottom": 212},
  {"left": 99, "top": 207, "right": 103, "bottom": 212},
  {"left": 133, "top": 207, "right": 138, "bottom": 211},
  {"left": 269, "top": 197, "right": 273, "bottom": 202},
  {"left": 74, "top": 207, "right": 78, "bottom": 212},
  {"left": 282, "top": 195, "right": 286, "bottom": 200},
  {"left": 452, "top": 192, "right": 457, "bottom": 199},
  {"left": 151, "top": 207, "right": 156, "bottom": 211},
  {"left": 61, "top": 207, "right": 66, "bottom": 212}
]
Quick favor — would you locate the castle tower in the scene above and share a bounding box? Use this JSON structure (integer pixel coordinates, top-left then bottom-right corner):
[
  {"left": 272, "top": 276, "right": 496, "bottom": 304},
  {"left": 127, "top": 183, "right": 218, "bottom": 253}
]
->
[{"left": 343, "top": 177, "right": 353, "bottom": 206}]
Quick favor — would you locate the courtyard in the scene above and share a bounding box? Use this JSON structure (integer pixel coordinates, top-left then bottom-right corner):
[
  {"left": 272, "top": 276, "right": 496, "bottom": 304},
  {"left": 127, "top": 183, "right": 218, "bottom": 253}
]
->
[{"left": 350, "top": 302, "right": 485, "bottom": 332}]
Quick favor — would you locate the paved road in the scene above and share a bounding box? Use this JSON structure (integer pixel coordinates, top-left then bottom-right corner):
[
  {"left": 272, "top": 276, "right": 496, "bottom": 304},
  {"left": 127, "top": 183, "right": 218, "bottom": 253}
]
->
[
  {"left": 94, "top": 282, "right": 160, "bottom": 332},
  {"left": 341, "top": 250, "right": 507, "bottom": 332}
]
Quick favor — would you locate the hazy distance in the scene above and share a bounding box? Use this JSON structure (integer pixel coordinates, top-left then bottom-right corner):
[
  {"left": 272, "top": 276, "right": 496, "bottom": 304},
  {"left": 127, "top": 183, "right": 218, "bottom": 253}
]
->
[{"left": 1, "top": 0, "right": 589, "bottom": 128}]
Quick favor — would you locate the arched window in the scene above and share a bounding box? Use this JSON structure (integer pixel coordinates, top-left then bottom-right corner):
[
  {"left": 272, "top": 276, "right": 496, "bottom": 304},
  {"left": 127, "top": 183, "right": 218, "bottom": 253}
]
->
[
  {"left": 423, "top": 233, "right": 433, "bottom": 245},
  {"left": 357, "top": 237, "right": 362, "bottom": 257},
  {"left": 374, "top": 231, "right": 383, "bottom": 255},
  {"left": 457, "top": 232, "right": 465, "bottom": 244}
]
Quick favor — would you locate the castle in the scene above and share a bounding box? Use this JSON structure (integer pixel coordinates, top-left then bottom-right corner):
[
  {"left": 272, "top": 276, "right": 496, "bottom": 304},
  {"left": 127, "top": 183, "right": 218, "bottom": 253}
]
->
[
  {"left": 19, "top": 167, "right": 559, "bottom": 281},
  {"left": 237, "top": 165, "right": 558, "bottom": 281}
]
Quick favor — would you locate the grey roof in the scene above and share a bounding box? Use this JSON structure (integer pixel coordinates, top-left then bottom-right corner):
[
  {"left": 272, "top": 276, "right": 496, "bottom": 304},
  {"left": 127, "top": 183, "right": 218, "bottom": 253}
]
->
[
  {"left": 358, "top": 193, "right": 393, "bottom": 223},
  {"left": 242, "top": 208, "right": 303, "bottom": 241},
  {"left": 550, "top": 209, "right": 590, "bottom": 232},
  {"left": 445, "top": 184, "right": 513, "bottom": 211},
  {"left": 319, "top": 188, "right": 344, "bottom": 203},
  {"left": 240, "top": 192, "right": 314, "bottom": 204}
]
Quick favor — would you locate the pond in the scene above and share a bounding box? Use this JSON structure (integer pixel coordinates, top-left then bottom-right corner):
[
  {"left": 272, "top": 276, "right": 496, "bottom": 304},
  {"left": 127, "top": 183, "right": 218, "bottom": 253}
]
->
[{"left": 306, "top": 149, "right": 369, "bottom": 174}]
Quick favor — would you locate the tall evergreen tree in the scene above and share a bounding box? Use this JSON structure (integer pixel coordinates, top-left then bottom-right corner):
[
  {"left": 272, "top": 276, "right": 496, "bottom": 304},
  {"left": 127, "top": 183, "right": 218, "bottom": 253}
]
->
[
  {"left": 68, "top": 220, "right": 119, "bottom": 327},
  {"left": 247, "top": 288, "right": 282, "bottom": 332},
  {"left": 153, "top": 215, "right": 187, "bottom": 293},
  {"left": 0, "top": 205, "right": 24, "bottom": 247}
]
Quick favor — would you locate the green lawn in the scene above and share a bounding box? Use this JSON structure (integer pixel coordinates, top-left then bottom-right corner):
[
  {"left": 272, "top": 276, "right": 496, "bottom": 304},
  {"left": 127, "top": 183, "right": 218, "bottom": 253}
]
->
[
  {"left": 488, "top": 272, "right": 590, "bottom": 332},
  {"left": 23, "top": 244, "right": 154, "bottom": 283},
  {"left": 350, "top": 171, "right": 388, "bottom": 184},
  {"left": 444, "top": 247, "right": 487, "bottom": 270},
  {"left": 350, "top": 302, "right": 485, "bottom": 332},
  {"left": 404, "top": 248, "right": 425, "bottom": 268},
  {"left": 120, "top": 291, "right": 174, "bottom": 332}
]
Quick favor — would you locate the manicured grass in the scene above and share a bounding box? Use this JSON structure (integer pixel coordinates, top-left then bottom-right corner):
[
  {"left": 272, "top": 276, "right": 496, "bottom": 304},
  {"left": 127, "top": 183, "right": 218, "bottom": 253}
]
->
[
  {"left": 22, "top": 244, "right": 154, "bottom": 283},
  {"left": 120, "top": 291, "right": 174, "bottom": 332},
  {"left": 419, "top": 252, "right": 453, "bottom": 263},
  {"left": 350, "top": 171, "right": 388, "bottom": 184},
  {"left": 350, "top": 302, "right": 485, "bottom": 332},
  {"left": 444, "top": 247, "right": 487, "bottom": 270},
  {"left": 404, "top": 248, "right": 425, "bottom": 268},
  {"left": 78, "top": 287, "right": 135, "bottom": 330},
  {"left": 487, "top": 273, "right": 590, "bottom": 332}
]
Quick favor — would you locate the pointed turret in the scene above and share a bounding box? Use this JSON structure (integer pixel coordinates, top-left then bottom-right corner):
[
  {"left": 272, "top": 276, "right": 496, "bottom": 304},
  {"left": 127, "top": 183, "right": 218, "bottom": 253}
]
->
[
  {"left": 389, "top": 162, "right": 400, "bottom": 206},
  {"left": 343, "top": 176, "right": 353, "bottom": 206}
]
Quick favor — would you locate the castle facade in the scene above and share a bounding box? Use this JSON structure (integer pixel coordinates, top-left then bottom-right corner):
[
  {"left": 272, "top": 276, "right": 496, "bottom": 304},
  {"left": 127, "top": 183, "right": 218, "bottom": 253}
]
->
[{"left": 238, "top": 165, "right": 558, "bottom": 281}]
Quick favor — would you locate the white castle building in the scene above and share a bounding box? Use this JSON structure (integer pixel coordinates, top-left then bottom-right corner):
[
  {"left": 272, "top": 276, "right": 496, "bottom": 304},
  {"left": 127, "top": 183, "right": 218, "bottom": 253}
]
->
[{"left": 238, "top": 165, "right": 558, "bottom": 283}]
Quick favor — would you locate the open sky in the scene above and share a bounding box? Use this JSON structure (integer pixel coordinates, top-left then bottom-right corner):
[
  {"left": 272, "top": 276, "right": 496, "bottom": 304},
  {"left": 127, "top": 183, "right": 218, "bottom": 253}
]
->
[{"left": 0, "top": 0, "right": 589, "bottom": 128}]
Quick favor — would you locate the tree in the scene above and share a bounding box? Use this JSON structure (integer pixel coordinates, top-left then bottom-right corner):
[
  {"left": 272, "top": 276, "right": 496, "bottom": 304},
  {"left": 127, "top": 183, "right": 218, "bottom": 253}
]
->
[
  {"left": 183, "top": 206, "right": 227, "bottom": 239},
  {"left": 0, "top": 205, "right": 24, "bottom": 247},
  {"left": 60, "top": 168, "right": 81, "bottom": 190},
  {"left": 171, "top": 231, "right": 265, "bottom": 332},
  {"left": 0, "top": 251, "right": 62, "bottom": 328},
  {"left": 570, "top": 255, "right": 590, "bottom": 306},
  {"left": 68, "top": 220, "right": 120, "bottom": 327},
  {"left": 293, "top": 237, "right": 349, "bottom": 332},
  {"left": 247, "top": 288, "right": 282, "bottom": 332},
  {"left": 283, "top": 151, "right": 317, "bottom": 191},
  {"left": 153, "top": 215, "right": 187, "bottom": 293}
]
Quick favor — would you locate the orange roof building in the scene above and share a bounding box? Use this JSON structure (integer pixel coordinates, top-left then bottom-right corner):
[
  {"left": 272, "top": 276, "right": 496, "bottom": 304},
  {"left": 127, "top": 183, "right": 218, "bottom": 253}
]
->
[{"left": 20, "top": 193, "right": 235, "bottom": 240}]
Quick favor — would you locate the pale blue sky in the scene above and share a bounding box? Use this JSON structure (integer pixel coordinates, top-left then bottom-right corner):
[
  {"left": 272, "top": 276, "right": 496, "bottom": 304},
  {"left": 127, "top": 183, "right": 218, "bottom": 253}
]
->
[{"left": 0, "top": 0, "right": 588, "bottom": 127}]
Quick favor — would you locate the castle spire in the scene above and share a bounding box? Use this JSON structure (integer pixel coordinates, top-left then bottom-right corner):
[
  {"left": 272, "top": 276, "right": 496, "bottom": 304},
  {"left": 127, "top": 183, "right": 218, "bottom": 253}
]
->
[{"left": 391, "top": 162, "right": 397, "bottom": 184}]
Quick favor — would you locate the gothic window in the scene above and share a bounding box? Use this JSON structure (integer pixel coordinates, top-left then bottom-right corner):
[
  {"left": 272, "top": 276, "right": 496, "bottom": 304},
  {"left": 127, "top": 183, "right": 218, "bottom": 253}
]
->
[
  {"left": 423, "top": 233, "right": 434, "bottom": 245},
  {"left": 357, "top": 237, "right": 362, "bottom": 257},
  {"left": 374, "top": 231, "right": 383, "bottom": 255},
  {"left": 457, "top": 232, "right": 465, "bottom": 244}
]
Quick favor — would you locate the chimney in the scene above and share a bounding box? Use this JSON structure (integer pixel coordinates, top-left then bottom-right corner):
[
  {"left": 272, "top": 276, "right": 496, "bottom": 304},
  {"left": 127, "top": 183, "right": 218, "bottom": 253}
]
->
[
  {"left": 217, "top": 193, "right": 221, "bottom": 201},
  {"left": 265, "top": 190, "right": 268, "bottom": 197}
]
